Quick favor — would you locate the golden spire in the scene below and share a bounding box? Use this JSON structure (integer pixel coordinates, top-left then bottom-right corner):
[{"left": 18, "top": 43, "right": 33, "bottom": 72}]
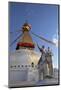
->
[{"left": 16, "top": 22, "right": 35, "bottom": 50}]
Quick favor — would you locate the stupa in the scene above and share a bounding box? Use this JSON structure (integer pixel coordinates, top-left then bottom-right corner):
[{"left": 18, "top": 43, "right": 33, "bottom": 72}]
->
[{"left": 9, "top": 22, "right": 41, "bottom": 87}]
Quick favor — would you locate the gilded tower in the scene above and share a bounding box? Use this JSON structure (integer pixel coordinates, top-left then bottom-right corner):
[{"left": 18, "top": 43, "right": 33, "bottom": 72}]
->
[{"left": 16, "top": 22, "right": 35, "bottom": 50}]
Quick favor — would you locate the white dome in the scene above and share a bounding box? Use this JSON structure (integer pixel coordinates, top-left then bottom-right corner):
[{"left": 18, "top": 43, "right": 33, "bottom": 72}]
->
[{"left": 10, "top": 49, "right": 41, "bottom": 67}]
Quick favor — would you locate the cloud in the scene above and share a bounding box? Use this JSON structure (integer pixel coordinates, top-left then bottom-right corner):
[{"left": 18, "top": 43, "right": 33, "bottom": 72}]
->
[
  {"left": 52, "top": 31, "right": 58, "bottom": 47},
  {"left": 53, "top": 38, "right": 58, "bottom": 47}
]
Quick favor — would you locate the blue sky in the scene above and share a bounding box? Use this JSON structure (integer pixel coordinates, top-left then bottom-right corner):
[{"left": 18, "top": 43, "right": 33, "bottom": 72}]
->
[{"left": 9, "top": 2, "right": 59, "bottom": 68}]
